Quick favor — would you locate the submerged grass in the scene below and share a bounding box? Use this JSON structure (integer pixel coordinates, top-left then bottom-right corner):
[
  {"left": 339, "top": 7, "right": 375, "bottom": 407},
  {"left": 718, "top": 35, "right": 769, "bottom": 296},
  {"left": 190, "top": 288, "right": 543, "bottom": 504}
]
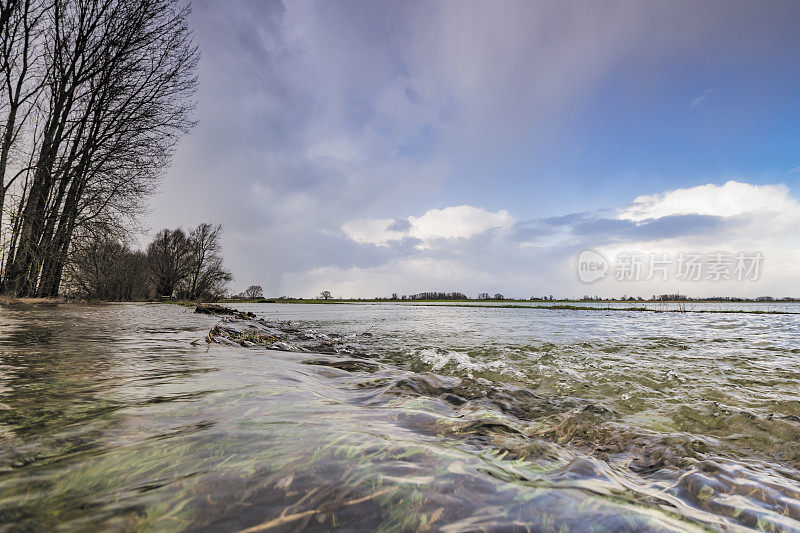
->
[{"left": 3, "top": 302, "right": 798, "bottom": 531}]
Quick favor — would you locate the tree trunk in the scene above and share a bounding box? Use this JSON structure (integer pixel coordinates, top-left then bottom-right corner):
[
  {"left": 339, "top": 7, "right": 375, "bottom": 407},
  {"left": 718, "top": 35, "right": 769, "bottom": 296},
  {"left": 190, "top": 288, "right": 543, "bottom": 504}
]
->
[
  {"left": 4, "top": 135, "right": 57, "bottom": 295},
  {"left": 38, "top": 173, "right": 83, "bottom": 297}
]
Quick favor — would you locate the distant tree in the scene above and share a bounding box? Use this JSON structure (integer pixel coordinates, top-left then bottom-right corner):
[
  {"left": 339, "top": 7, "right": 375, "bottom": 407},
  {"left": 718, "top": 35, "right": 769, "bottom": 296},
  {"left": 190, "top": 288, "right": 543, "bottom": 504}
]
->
[
  {"left": 147, "top": 229, "right": 192, "bottom": 297},
  {"left": 478, "top": 292, "right": 489, "bottom": 300},
  {"left": 145, "top": 224, "right": 231, "bottom": 300},
  {"left": 406, "top": 291, "right": 468, "bottom": 301},
  {"left": 391, "top": 293, "right": 398, "bottom": 300},
  {"left": 493, "top": 293, "right": 504, "bottom": 300},
  {"left": 184, "top": 223, "right": 232, "bottom": 300},
  {"left": 244, "top": 285, "right": 263, "bottom": 299},
  {"left": 320, "top": 290, "right": 332, "bottom": 300}
]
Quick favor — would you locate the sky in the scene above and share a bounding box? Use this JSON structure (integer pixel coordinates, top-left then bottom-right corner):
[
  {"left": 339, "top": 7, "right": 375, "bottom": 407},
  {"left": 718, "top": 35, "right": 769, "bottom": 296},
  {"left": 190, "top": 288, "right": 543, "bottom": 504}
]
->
[{"left": 148, "top": 0, "right": 800, "bottom": 298}]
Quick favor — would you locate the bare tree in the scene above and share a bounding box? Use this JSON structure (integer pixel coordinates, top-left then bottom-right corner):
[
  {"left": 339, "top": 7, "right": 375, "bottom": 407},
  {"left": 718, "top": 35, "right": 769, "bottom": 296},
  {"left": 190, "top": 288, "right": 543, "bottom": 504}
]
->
[
  {"left": 182, "top": 223, "right": 231, "bottom": 300},
  {"left": 63, "top": 228, "right": 150, "bottom": 301},
  {"left": 0, "top": 0, "right": 198, "bottom": 297},
  {"left": 0, "top": 0, "right": 47, "bottom": 259},
  {"left": 319, "top": 290, "right": 332, "bottom": 300},
  {"left": 244, "top": 285, "right": 263, "bottom": 299},
  {"left": 60, "top": 221, "right": 230, "bottom": 301},
  {"left": 146, "top": 227, "right": 190, "bottom": 298}
]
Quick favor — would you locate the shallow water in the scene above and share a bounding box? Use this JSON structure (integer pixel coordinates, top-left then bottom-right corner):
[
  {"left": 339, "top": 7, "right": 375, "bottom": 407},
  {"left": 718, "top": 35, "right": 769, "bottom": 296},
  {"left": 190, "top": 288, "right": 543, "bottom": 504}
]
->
[{"left": 1, "top": 302, "right": 799, "bottom": 531}]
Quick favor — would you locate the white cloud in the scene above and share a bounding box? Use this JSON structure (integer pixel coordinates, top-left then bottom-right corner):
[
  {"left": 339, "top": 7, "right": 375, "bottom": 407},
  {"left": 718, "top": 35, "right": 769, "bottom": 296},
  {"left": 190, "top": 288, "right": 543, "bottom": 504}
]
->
[
  {"left": 618, "top": 180, "right": 798, "bottom": 221},
  {"left": 328, "top": 181, "right": 800, "bottom": 298},
  {"left": 410, "top": 206, "right": 513, "bottom": 240},
  {"left": 691, "top": 88, "right": 714, "bottom": 108},
  {"left": 593, "top": 180, "right": 800, "bottom": 297},
  {"left": 342, "top": 205, "right": 513, "bottom": 247},
  {"left": 341, "top": 217, "right": 405, "bottom": 246}
]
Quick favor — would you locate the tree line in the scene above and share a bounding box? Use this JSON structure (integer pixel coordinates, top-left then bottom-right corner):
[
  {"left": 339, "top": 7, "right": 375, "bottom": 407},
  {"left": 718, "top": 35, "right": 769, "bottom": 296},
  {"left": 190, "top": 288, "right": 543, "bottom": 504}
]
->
[
  {"left": 0, "top": 0, "right": 198, "bottom": 297},
  {"left": 65, "top": 223, "right": 232, "bottom": 301},
  {"left": 386, "top": 292, "right": 469, "bottom": 301}
]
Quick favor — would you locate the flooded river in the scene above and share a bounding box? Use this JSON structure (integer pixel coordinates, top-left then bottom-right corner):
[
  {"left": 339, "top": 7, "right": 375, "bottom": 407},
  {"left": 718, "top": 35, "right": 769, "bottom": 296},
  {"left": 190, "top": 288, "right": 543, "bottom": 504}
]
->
[{"left": 1, "top": 302, "right": 799, "bottom": 531}]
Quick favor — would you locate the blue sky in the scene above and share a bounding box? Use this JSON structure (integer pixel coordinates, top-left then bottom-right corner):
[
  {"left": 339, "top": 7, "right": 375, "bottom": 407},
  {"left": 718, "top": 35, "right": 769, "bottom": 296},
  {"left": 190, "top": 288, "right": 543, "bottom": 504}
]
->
[{"left": 149, "top": 0, "right": 800, "bottom": 297}]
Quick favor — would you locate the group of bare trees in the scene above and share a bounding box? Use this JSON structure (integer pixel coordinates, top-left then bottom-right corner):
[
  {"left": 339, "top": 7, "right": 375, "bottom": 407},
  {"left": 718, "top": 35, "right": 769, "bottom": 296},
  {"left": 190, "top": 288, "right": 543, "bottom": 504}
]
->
[
  {"left": 63, "top": 229, "right": 149, "bottom": 300},
  {"left": 65, "top": 223, "right": 232, "bottom": 301},
  {"left": 242, "top": 285, "right": 262, "bottom": 299},
  {"left": 0, "top": 0, "right": 198, "bottom": 297},
  {"left": 146, "top": 224, "right": 231, "bottom": 300}
]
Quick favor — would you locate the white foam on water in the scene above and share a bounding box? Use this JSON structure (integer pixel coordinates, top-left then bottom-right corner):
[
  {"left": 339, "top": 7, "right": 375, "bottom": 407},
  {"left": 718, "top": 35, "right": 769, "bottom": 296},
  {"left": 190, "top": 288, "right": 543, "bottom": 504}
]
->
[{"left": 416, "top": 348, "right": 524, "bottom": 379}]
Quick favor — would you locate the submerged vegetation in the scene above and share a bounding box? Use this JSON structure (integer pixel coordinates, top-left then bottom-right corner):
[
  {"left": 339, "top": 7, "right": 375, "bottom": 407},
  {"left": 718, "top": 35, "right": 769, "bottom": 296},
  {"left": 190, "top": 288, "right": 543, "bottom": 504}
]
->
[
  {"left": 1, "top": 297, "right": 800, "bottom": 530},
  {"left": 181, "top": 302, "right": 800, "bottom": 530}
]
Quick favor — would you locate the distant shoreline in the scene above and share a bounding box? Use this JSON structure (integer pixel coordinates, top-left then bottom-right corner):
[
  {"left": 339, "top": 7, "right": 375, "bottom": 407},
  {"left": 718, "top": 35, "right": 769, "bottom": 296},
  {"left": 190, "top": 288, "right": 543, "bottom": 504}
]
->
[
  {"left": 217, "top": 298, "right": 800, "bottom": 315},
  {"left": 3, "top": 298, "right": 796, "bottom": 316},
  {"left": 220, "top": 297, "right": 800, "bottom": 305}
]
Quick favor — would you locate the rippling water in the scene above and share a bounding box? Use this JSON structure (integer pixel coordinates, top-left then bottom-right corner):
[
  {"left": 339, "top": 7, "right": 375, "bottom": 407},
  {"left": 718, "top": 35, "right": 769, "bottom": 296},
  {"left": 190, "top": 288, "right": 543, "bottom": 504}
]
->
[{"left": 1, "top": 302, "right": 799, "bottom": 531}]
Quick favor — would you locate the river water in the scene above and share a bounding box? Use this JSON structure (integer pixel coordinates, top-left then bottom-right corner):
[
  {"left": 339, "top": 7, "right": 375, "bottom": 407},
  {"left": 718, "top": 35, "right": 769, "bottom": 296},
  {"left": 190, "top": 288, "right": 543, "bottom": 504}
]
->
[{"left": 1, "top": 302, "right": 799, "bottom": 531}]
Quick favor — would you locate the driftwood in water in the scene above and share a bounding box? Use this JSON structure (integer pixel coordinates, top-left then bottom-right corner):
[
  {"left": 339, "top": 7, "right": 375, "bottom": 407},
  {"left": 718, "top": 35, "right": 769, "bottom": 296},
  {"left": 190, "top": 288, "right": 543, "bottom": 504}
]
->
[{"left": 195, "top": 304, "right": 255, "bottom": 320}]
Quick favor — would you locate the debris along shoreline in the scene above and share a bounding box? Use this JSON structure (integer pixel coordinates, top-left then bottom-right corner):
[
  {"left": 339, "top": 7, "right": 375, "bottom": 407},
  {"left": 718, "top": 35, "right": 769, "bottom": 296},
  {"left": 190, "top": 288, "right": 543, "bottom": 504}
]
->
[
  {"left": 196, "top": 304, "right": 369, "bottom": 355},
  {"left": 195, "top": 303, "right": 255, "bottom": 320}
]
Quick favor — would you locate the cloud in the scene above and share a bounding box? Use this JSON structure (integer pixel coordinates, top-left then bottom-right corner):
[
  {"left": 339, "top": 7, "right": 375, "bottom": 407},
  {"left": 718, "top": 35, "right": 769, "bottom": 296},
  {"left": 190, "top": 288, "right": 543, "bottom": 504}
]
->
[
  {"left": 410, "top": 206, "right": 513, "bottom": 241},
  {"left": 144, "top": 1, "right": 800, "bottom": 297},
  {"left": 341, "top": 218, "right": 405, "bottom": 246},
  {"left": 386, "top": 218, "right": 412, "bottom": 232},
  {"left": 325, "top": 181, "right": 800, "bottom": 298},
  {"left": 617, "top": 180, "right": 798, "bottom": 221},
  {"left": 691, "top": 88, "right": 714, "bottom": 108},
  {"left": 593, "top": 181, "right": 800, "bottom": 296},
  {"left": 342, "top": 205, "right": 513, "bottom": 247}
]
